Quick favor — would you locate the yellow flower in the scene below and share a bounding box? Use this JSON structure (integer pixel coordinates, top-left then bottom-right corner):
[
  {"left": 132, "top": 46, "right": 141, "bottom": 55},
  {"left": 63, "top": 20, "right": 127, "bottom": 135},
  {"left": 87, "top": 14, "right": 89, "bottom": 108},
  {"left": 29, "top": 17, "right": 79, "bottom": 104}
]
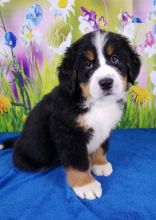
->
[
  {"left": 129, "top": 85, "right": 150, "bottom": 105},
  {"left": 0, "top": 95, "right": 11, "bottom": 114},
  {"left": 22, "top": 115, "right": 27, "bottom": 121},
  {"left": 58, "top": 0, "right": 68, "bottom": 8}
]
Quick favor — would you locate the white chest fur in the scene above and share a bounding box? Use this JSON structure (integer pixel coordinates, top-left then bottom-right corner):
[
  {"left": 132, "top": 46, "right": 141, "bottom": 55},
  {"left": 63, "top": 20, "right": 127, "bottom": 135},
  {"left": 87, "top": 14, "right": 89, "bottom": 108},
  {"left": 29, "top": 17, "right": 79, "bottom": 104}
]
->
[{"left": 83, "top": 100, "right": 123, "bottom": 153}]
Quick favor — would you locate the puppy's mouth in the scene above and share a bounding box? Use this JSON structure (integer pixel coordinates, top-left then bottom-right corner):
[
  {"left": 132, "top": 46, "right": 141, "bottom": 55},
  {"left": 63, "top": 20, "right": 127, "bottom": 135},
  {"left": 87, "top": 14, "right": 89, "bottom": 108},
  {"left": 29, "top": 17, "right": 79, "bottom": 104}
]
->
[
  {"left": 95, "top": 90, "right": 114, "bottom": 102},
  {"left": 103, "top": 90, "right": 113, "bottom": 96}
]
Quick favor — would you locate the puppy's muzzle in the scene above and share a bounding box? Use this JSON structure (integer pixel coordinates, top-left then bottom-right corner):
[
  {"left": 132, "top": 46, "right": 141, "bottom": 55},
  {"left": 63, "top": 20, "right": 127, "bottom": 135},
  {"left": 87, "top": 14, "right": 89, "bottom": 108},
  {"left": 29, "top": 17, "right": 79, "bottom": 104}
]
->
[{"left": 99, "top": 78, "right": 113, "bottom": 91}]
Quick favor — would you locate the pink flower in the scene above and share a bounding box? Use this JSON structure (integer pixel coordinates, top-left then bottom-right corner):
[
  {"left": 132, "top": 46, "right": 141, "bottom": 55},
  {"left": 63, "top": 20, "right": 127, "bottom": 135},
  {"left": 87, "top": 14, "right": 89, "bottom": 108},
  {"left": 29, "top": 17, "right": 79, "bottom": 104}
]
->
[
  {"left": 118, "top": 11, "right": 133, "bottom": 25},
  {"left": 144, "top": 31, "right": 155, "bottom": 48},
  {"left": 122, "top": 12, "right": 133, "bottom": 24},
  {"left": 144, "top": 31, "right": 156, "bottom": 57}
]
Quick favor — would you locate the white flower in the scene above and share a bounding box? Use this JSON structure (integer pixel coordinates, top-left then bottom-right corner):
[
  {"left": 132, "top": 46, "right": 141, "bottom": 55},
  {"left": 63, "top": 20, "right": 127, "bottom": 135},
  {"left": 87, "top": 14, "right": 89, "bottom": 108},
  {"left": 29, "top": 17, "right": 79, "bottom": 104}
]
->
[
  {"left": 117, "top": 23, "right": 136, "bottom": 42},
  {"left": 148, "top": 12, "right": 156, "bottom": 23},
  {"left": 19, "top": 22, "right": 42, "bottom": 47},
  {"left": 48, "top": 0, "right": 75, "bottom": 22},
  {"left": 150, "top": 71, "right": 156, "bottom": 95},
  {"left": 147, "top": 5, "right": 156, "bottom": 23},
  {"left": 0, "top": 0, "right": 10, "bottom": 7},
  {"left": 20, "top": 23, "right": 33, "bottom": 47},
  {"left": 79, "top": 16, "right": 94, "bottom": 34},
  {"left": 48, "top": 32, "right": 72, "bottom": 55}
]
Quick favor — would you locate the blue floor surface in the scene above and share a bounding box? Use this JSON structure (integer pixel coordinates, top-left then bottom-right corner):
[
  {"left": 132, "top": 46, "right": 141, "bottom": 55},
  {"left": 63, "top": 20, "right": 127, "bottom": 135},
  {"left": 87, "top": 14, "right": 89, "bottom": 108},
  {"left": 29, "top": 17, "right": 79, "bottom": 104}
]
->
[{"left": 0, "top": 129, "right": 156, "bottom": 220}]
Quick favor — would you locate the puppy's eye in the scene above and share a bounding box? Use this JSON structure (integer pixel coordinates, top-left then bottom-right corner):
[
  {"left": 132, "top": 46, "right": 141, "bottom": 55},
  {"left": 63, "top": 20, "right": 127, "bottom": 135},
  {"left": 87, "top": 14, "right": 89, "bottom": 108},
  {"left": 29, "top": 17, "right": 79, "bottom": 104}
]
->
[
  {"left": 111, "top": 55, "right": 119, "bottom": 64},
  {"left": 85, "top": 61, "right": 93, "bottom": 69}
]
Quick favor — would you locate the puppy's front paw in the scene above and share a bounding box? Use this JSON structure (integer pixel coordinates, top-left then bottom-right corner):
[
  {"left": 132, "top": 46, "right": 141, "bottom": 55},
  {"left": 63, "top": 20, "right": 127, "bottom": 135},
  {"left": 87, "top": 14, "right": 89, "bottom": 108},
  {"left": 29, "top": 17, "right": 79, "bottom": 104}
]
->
[
  {"left": 0, "top": 144, "right": 4, "bottom": 150},
  {"left": 73, "top": 180, "right": 102, "bottom": 200},
  {"left": 91, "top": 162, "right": 113, "bottom": 176}
]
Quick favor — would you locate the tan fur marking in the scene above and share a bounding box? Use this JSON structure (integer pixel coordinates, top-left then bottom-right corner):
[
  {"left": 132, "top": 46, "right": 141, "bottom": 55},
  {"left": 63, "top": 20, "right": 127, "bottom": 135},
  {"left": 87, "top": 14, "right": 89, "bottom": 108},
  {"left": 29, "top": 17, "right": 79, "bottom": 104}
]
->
[
  {"left": 66, "top": 168, "right": 95, "bottom": 187},
  {"left": 75, "top": 113, "right": 90, "bottom": 133},
  {"left": 121, "top": 75, "right": 128, "bottom": 91},
  {"left": 85, "top": 50, "right": 95, "bottom": 61},
  {"left": 80, "top": 82, "right": 91, "bottom": 98},
  {"left": 90, "top": 146, "right": 108, "bottom": 166},
  {"left": 106, "top": 45, "right": 114, "bottom": 56},
  {"left": 76, "top": 114, "right": 87, "bottom": 128}
]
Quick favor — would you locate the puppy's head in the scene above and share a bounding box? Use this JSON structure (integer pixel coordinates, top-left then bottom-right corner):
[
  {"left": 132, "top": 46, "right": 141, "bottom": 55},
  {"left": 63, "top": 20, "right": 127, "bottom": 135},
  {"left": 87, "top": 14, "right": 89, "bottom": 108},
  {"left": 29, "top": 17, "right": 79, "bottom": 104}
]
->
[{"left": 58, "top": 30, "right": 141, "bottom": 101}]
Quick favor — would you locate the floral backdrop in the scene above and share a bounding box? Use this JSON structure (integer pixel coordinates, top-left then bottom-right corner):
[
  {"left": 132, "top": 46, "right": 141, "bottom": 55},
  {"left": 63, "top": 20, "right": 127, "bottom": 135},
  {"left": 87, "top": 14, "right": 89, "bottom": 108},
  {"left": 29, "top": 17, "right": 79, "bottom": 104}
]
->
[{"left": 0, "top": 0, "right": 156, "bottom": 132}]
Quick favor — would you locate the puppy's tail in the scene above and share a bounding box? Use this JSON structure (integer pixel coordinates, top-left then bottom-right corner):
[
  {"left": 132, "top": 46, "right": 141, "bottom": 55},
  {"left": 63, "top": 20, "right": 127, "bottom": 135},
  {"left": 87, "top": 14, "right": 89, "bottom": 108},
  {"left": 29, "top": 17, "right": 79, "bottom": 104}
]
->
[{"left": 0, "top": 137, "right": 17, "bottom": 150}]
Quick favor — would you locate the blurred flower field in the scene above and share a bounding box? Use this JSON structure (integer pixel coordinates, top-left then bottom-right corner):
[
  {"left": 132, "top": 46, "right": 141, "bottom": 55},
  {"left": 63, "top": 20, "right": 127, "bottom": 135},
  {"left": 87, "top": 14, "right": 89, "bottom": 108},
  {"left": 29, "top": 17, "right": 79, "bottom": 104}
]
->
[{"left": 0, "top": 0, "right": 156, "bottom": 132}]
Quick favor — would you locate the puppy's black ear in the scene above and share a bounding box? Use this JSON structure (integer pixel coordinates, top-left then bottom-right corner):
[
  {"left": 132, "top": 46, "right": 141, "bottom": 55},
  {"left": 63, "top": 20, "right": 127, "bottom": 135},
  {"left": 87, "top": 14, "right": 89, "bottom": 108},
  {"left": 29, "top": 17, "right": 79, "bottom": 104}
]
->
[
  {"left": 127, "top": 48, "right": 141, "bottom": 84},
  {"left": 58, "top": 44, "right": 78, "bottom": 95}
]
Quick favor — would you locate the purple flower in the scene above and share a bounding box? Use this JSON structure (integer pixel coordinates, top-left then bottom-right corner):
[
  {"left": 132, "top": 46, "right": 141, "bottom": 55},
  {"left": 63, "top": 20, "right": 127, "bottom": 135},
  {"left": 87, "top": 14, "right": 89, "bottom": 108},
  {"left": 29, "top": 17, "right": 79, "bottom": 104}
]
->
[
  {"left": 89, "top": 10, "right": 96, "bottom": 22},
  {"left": 5, "top": 32, "right": 17, "bottom": 48},
  {"left": 144, "top": 31, "right": 156, "bottom": 57},
  {"left": 26, "top": 4, "right": 43, "bottom": 26},
  {"left": 80, "top": 6, "right": 99, "bottom": 30},
  {"left": 144, "top": 31, "right": 155, "bottom": 48},
  {"left": 79, "top": 6, "right": 108, "bottom": 34},
  {"left": 121, "top": 12, "right": 133, "bottom": 25},
  {"left": 81, "top": 6, "right": 91, "bottom": 18}
]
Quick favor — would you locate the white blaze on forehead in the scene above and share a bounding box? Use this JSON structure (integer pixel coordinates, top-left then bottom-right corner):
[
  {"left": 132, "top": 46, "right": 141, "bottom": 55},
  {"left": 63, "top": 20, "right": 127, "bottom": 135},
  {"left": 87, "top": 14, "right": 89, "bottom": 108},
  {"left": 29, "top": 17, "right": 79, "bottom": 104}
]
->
[{"left": 92, "top": 31, "right": 108, "bottom": 66}]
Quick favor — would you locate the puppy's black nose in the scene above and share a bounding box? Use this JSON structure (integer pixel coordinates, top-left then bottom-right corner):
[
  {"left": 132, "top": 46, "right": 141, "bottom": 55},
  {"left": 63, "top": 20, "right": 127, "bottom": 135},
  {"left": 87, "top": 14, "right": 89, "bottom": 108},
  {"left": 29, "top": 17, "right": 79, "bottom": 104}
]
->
[{"left": 99, "top": 78, "right": 113, "bottom": 90}]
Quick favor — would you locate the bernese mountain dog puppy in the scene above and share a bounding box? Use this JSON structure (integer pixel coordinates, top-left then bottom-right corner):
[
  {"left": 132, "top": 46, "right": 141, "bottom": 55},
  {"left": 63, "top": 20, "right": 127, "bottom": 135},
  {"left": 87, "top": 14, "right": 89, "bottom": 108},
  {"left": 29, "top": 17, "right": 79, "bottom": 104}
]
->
[{"left": 1, "top": 30, "right": 141, "bottom": 200}]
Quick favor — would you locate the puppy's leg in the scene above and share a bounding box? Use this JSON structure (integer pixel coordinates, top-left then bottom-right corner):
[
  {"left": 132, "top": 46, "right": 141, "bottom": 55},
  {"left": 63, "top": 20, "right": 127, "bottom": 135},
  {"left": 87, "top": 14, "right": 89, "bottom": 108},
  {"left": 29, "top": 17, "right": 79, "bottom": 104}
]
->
[
  {"left": 59, "top": 144, "right": 102, "bottom": 199},
  {"left": 66, "top": 168, "right": 102, "bottom": 200},
  {"left": 90, "top": 139, "right": 113, "bottom": 176}
]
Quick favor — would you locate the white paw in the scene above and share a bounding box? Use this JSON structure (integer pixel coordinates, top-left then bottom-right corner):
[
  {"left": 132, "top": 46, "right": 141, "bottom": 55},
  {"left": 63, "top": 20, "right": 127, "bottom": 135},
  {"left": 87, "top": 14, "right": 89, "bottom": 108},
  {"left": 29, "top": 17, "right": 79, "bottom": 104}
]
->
[
  {"left": 73, "top": 180, "right": 102, "bottom": 200},
  {"left": 0, "top": 144, "right": 4, "bottom": 150},
  {"left": 91, "top": 162, "right": 113, "bottom": 176}
]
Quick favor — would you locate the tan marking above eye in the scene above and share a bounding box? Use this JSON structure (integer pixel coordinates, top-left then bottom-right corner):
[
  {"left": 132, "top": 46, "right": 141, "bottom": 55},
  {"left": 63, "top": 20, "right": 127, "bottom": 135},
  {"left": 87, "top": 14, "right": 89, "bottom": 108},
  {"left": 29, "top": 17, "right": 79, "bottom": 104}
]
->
[
  {"left": 85, "top": 50, "right": 95, "bottom": 61},
  {"left": 106, "top": 45, "right": 114, "bottom": 56}
]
